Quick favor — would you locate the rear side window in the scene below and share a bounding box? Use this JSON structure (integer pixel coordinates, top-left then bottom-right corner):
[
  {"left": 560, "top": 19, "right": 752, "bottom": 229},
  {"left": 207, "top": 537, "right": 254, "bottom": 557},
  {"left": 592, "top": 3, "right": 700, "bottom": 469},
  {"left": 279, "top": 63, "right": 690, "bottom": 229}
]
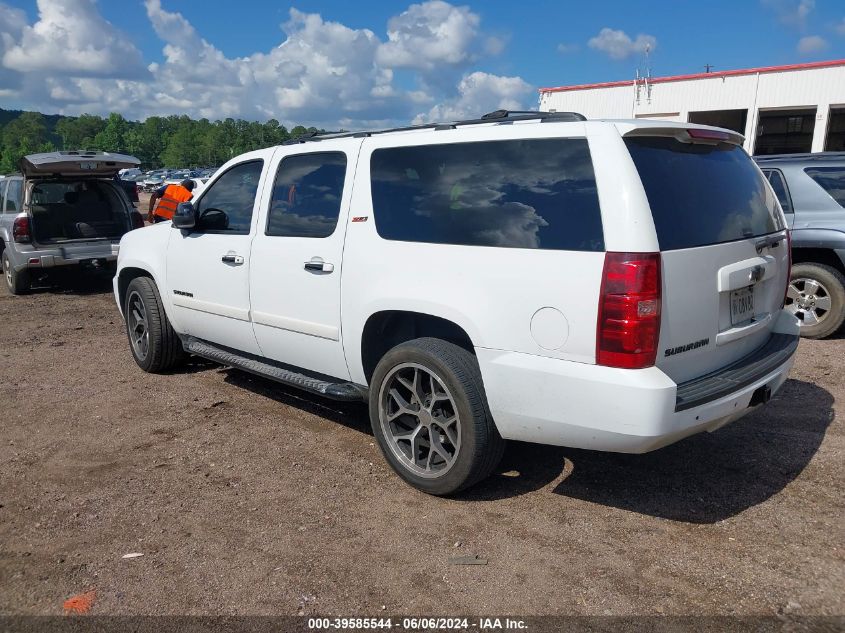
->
[
  {"left": 625, "top": 137, "right": 783, "bottom": 251},
  {"left": 763, "top": 169, "right": 792, "bottom": 213},
  {"left": 31, "top": 182, "right": 78, "bottom": 204},
  {"left": 267, "top": 152, "right": 346, "bottom": 238},
  {"left": 5, "top": 180, "right": 22, "bottom": 212},
  {"left": 370, "top": 138, "right": 604, "bottom": 251},
  {"left": 804, "top": 167, "right": 845, "bottom": 208}
]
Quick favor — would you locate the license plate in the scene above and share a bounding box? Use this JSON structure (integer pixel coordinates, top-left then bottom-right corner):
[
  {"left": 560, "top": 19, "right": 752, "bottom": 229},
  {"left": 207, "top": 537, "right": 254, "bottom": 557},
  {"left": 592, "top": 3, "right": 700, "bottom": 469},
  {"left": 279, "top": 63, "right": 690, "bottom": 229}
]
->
[{"left": 730, "top": 286, "right": 755, "bottom": 326}]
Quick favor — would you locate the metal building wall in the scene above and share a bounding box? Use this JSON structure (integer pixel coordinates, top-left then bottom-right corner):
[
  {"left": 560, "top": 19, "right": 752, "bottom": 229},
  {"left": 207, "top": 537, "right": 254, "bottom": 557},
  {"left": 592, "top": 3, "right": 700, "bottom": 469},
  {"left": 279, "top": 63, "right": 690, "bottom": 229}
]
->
[{"left": 539, "top": 62, "right": 845, "bottom": 154}]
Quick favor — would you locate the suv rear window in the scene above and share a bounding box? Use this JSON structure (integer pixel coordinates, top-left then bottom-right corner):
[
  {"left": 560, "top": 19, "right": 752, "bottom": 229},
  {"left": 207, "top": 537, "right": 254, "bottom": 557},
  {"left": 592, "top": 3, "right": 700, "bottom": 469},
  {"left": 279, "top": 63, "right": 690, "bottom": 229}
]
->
[
  {"left": 370, "top": 138, "right": 604, "bottom": 251},
  {"left": 804, "top": 167, "right": 845, "bottom": 208},
  {"left": 625, "top": 137, "right": 784, "bottom": 251}
]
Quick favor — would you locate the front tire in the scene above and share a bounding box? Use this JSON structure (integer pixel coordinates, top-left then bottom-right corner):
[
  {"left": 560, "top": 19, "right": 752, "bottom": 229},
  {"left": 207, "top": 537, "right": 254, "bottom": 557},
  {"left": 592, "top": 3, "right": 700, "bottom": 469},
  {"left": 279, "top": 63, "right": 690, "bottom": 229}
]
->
[
  {"left": 785, "top": 263, "right": 845, "bottom": 339},
  {"left": 369, "top": 338, "right": 505, "bottom": 495},
  {"left": 3, "top": 250, "right": 30, "bottom": 295},
  {"left": 124, "top": 276, "right": 185, "bottom": 372}
]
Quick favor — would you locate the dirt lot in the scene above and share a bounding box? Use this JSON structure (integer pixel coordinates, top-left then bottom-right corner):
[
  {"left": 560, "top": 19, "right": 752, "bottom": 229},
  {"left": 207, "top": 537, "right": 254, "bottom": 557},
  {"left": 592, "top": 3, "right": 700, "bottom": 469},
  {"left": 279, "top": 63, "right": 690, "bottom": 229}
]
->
[{"left": 0, "top": 274, "right": 843, "bottom": 617}]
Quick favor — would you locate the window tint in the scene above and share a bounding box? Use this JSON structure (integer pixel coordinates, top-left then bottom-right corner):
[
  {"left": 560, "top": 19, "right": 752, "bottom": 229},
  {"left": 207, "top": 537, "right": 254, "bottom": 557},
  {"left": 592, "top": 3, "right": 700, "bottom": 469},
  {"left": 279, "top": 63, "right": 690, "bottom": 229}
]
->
[
  {"left": 0, "top": 181, "right": 6, "bottom": 212},
  {"left": 370, "top": 138, "right": 603, "bottom": 251},
  {"left": 267, "top": 152, "right": 346, "bottom": 238},
  {"left": 804, "top": 167, "right": 845, "bottom": 208},
  {"left": 625, "top": 137, "right": 783, "bottom": 251},
  {"left": 31, "top": 181, "right": 78, "bottom": 204},
  {"left": 196, "top": 160, "right": 263, "bottom": 233},
  {"left": 5, "top": 180, "right": 22, "bottom": 213},
  {"left": 764, "top": 169, "right": 792, "bottom": 213}
]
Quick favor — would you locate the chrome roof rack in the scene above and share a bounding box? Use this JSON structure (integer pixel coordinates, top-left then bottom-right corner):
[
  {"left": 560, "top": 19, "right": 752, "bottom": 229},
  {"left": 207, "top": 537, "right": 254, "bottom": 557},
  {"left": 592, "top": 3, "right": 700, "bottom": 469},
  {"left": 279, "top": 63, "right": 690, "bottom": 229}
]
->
[{"left": 283, "top": 110, "right": 586, "bottom": 145}]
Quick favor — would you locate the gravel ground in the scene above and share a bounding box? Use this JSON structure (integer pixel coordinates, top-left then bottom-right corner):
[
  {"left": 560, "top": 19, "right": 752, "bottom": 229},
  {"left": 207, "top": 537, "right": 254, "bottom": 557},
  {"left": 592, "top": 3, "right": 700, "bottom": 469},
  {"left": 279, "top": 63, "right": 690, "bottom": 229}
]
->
[{"left": 0, "top": 273, "right": 843, "bottom": 617}]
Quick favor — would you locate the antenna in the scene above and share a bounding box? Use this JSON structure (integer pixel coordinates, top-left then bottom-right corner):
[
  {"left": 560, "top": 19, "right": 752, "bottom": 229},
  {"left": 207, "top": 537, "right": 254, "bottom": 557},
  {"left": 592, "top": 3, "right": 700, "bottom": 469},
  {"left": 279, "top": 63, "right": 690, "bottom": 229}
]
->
[
  {"left": 635, "top": 43, "right": 652, "bottom": 105},
  {"left": 704, "top": 63, "right": 714, "bottom": 73}
]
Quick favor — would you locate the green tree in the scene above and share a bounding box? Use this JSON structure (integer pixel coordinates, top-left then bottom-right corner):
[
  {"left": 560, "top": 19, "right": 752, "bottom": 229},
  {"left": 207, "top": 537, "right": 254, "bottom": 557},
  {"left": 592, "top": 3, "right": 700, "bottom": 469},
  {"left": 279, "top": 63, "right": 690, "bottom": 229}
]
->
[
  {"left": 55, "top": 113, "right": 105, "bottom": 149},
  {"left": 93, "top": 113, "right": 130, "bottom": 152},
  {"left": 160, "top": 117, "right": 199, "bottom": 167},
  {"left": 0, "top": 112, "right": 55, "bottom": 173},
  {"left": 0, "top": 106, "right": 323, "bottom": 172}
]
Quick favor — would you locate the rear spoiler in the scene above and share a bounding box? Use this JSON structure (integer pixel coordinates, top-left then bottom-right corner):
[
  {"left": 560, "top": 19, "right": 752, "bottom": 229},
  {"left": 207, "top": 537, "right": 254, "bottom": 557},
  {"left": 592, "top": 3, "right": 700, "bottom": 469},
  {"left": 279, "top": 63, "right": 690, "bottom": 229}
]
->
[{"left": 623, "top": 126, "right": 744, "bottom": 147}]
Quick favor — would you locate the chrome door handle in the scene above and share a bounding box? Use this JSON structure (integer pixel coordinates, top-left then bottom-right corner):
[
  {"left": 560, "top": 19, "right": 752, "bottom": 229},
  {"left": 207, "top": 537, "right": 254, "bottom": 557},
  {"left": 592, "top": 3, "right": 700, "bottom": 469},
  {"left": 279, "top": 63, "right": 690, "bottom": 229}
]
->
[
  {"left": 221, "top": 254, "right": 244, "bottom": 265},
  {"left": 304, "top": 260, "right": 334, "bottom": 273}
]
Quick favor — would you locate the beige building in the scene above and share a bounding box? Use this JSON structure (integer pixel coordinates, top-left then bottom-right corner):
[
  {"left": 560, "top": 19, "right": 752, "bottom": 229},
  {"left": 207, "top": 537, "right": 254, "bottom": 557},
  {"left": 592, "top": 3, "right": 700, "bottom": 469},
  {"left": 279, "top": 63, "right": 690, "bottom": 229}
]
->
[{"left": 539, "top": 59, "right": 845, "bottom": 155}]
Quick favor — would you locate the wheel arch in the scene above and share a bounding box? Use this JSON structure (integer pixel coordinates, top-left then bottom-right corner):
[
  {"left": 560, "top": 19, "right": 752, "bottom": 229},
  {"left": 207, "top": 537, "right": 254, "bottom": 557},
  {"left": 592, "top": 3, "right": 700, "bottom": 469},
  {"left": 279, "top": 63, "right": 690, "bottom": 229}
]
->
[
  {"left": 791, "top": 246, "right": 845, "bottom": 276},
  {"left": 117, "top": 266, "right": 155, "bottom": 314},
  {"left": 790, "top": 229, "right": 845, "bottom": 275},
  {"left": 360, "top": 310, "right": 476, "bottom": 384}
]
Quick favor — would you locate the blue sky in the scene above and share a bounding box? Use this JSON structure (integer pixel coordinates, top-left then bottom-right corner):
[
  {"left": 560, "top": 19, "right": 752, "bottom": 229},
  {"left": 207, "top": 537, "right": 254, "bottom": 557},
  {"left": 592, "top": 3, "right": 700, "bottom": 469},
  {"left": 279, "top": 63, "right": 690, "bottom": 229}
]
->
[{"left": 1, "top": 0, "right": 844, "bottom": 126}]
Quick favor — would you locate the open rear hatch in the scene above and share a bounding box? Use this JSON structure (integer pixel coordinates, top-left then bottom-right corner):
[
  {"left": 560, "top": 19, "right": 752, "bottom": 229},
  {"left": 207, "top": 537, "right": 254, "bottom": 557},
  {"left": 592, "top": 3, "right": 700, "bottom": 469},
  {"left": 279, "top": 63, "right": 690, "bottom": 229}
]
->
[
  {"left": 624, "top": 127, "right": 790, "bottom": 385},
  {"left": 20, "top": 151, "right": 139, "bottom": 179}
]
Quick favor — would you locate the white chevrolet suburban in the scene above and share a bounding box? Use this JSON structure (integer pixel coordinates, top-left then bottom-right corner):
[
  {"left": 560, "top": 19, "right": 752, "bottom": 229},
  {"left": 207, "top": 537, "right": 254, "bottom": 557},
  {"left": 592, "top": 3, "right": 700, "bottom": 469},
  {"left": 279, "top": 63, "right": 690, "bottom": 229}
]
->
[{"left": 114, "top": 110, "right": 800, "bottom": 495}]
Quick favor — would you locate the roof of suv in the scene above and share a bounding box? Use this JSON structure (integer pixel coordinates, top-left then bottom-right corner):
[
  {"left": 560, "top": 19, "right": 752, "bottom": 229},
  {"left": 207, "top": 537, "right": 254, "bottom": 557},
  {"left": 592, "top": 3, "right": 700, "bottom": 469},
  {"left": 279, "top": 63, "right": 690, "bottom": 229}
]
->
[
  {"left": 754, "top": 152, "right": 845, "bottom": 166},
  {"left": 281, "top": 109, "right": 744, "bottom": 147}
]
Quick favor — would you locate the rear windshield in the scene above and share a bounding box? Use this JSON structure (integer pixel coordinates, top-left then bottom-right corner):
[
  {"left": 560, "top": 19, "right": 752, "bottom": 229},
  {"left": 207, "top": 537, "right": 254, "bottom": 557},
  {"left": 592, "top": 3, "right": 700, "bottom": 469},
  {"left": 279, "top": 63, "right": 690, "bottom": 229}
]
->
[
  {"left": 625, "top": 137, "right": 784, "bottom": 251},
  {"left": 804, "top": 167, "right": 845, "bottom": 208},
  {"left": 370, "top": 138, "right": 604, "bottom": 251}
]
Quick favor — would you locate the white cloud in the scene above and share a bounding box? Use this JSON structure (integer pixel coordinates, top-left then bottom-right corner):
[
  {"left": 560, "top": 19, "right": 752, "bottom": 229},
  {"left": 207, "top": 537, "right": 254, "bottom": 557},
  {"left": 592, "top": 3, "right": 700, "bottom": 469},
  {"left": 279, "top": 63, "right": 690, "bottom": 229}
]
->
[
  {"left": 376, "top": 1, "right": 481, "bottom": 71},
  {"left": 557, "top": 42, "right": 579, "bottom": 54},
  {"left": 836, "top": 17, "right": 845, "bottom": 36},
  {"left": 2, "top": 0, "right": 147, "bottom": 78},
  {"left": 796, "top": 34, "right": 828, "bottom": 54},
  {"left": 588, "top": 27, "right": 656, "bottom": 60},
  {"left": 413, "top": 71, "right": 533, "bottom": 123},
  {"left": 0, "top": 2, "right": 27, "bottom": 95},
  {"left": 0, "top": 0, "right": 528, "bottom": 130},
  {"left": 761, "top": 0, "right": 815, "bottom": 27}
]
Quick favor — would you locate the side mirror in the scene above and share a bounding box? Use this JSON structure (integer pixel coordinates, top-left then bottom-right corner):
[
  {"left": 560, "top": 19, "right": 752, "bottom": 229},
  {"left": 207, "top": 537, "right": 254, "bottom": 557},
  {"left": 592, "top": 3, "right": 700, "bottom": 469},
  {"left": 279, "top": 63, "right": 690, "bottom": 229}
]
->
[{"left": 172, "top": 202, "right": 196, "bottom": 230}]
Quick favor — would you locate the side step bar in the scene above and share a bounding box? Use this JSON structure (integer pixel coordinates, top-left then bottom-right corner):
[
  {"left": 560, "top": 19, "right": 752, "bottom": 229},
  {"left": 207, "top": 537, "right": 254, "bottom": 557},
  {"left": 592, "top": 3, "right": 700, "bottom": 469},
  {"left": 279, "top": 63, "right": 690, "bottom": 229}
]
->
[{"left": 182, "top": 337, "right": 367, "bottom": 402}]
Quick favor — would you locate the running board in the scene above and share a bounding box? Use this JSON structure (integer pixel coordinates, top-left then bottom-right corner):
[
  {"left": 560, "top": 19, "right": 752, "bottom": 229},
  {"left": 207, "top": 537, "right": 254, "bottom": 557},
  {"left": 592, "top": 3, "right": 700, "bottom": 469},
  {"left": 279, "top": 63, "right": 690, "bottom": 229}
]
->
[{"left": 183, "top": 338, "right": 366, "bottom": 402}]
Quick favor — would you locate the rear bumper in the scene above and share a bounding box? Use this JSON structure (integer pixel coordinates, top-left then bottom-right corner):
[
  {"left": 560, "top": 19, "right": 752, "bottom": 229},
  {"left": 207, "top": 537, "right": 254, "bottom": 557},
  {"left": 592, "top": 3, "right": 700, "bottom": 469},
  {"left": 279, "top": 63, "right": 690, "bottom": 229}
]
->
[
  {"left": 12, "top": 242, "right": 119, "bottom": 271},
  {"left": 477, "top": 331, "right": 799, "bottom": 453}
]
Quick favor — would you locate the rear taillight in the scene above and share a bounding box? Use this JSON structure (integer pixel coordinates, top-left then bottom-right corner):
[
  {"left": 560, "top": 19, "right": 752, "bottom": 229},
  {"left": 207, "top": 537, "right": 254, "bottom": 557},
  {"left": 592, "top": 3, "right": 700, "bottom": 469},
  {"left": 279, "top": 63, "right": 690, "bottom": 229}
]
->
[
  {"left": 12, "top": 216, "right": 30, "bottom": 243},
  {"left": 783, "top": 230, "right": 792, "bottom": 307},
  {"left": 597, "top": 252, "right": 662, "bottom": 369},
  {"left": 130, "top": 211, "right": 145, "bottom": 230}
]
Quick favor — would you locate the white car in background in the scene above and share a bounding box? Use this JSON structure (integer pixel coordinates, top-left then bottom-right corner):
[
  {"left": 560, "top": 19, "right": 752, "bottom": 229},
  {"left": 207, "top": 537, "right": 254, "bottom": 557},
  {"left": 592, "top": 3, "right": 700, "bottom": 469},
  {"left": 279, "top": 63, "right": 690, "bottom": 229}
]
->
[{"left": 113, "top": 110, "right": 799, "bottom": 495}]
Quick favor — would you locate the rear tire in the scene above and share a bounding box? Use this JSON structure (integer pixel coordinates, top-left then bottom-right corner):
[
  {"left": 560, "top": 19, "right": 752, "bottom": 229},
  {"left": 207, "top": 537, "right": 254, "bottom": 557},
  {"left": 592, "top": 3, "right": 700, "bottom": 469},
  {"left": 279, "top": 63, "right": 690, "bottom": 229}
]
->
[
  {"left": 369, "top": 337, "right": 505, "bottom": 495},
  {"left": 786, "top": 263, "right": 845, "bottom": 339},
  {"left": 124, "top": 276, "right": 185, "bottom": 372},
  {"left": 2, "top": 250, "right": 30, "bottom": 295}
]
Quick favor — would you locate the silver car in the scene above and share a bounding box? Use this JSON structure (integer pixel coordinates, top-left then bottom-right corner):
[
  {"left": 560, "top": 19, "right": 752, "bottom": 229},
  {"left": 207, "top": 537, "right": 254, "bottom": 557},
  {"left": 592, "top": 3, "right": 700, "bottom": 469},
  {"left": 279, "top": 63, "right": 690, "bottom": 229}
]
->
[
  {"left": 1, "top": 150, "right": 144, "bottom": 294},
  {"left": 756, "top": 152, "right": 845, "bottom": 338}
]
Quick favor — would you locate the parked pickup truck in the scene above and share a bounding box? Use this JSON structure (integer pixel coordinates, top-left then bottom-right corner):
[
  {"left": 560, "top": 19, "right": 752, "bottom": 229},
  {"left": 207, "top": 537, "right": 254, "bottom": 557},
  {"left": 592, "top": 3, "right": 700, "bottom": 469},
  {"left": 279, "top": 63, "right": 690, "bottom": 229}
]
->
[
  {"left": 1, "top": 151, "right": 144, "bottom": 294},
  {"left": 114, "top": 110, "right": 800, "bottom": 495}
]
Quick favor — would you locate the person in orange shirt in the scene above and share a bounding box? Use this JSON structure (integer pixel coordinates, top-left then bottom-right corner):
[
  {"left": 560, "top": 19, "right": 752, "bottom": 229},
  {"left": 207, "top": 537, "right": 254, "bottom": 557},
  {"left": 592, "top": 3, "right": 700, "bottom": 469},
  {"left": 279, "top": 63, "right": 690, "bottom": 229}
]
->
[{"left": 148, "top": 179, "right": 195, "bottom": 223}]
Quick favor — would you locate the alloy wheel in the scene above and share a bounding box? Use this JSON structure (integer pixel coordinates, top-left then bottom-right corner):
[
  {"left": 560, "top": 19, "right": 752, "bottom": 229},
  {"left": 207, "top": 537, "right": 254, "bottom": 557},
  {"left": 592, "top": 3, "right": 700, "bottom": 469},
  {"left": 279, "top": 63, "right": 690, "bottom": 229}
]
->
[
  {"left": 378, "top": 363, "right": 461, "bottom": 479},
  {"left": 3, "top": 255, "right": 11, "bottom": 289},
  {"left": 785, "top": 277, "right": 832, "bottom": 327},
  {"left": 126, "top": 290, "right": 150, "bottom": 360}
]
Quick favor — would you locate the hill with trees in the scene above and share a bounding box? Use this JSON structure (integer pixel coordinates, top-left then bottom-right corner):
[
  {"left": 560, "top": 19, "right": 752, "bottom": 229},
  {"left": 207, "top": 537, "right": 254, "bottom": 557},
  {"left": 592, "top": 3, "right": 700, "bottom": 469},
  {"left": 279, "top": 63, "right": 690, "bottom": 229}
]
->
[{"left": 0, "top": 108, "right": 320, "bottom": 174}]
